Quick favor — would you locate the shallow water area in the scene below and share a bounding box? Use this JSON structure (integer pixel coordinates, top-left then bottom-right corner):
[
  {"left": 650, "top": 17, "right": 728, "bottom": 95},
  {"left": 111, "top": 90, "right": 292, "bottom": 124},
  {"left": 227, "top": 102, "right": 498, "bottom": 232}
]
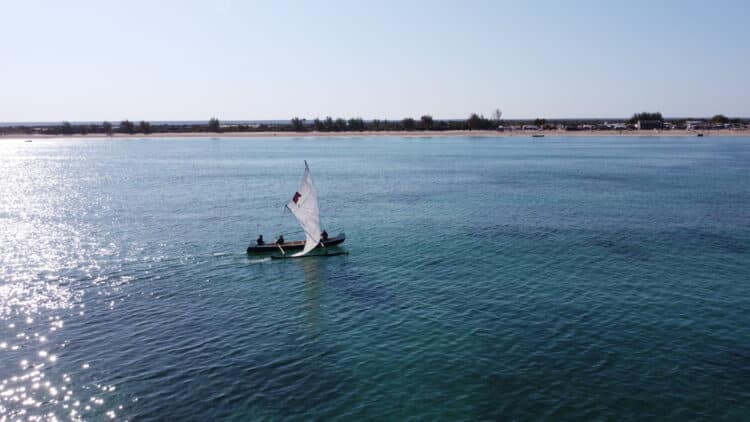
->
[{"left": 1, "top": 135, "right": 749, "bottom": 420}]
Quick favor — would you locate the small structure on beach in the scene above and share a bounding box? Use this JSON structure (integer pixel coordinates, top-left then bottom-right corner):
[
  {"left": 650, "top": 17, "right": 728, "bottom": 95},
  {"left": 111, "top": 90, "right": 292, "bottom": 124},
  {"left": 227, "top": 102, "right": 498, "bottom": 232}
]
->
[
  {"left": 685, "top": 120, "right": 708, "bottom": 130},
  {"left": 636, "top": 120, "right": 663, "bottom": 130},
  {"left": 604, "top": 122, "right": 627, "bottom": 130}
]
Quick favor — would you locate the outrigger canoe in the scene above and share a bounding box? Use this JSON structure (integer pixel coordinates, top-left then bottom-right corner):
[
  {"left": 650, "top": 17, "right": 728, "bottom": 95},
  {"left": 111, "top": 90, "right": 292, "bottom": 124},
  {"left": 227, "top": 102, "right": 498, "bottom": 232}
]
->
[
  {"left": 247, "top": 161, "right": 347, "bottom": 259},
  {"left": 247, "top": 233, "right": 346, "bottom": 254}
]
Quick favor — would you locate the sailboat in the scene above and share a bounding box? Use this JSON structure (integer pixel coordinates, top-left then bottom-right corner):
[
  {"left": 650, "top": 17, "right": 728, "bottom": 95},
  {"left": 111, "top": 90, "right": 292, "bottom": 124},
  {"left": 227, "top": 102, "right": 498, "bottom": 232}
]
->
[{"left": 246, "top": 161, "right": 347, "bottom": 258}]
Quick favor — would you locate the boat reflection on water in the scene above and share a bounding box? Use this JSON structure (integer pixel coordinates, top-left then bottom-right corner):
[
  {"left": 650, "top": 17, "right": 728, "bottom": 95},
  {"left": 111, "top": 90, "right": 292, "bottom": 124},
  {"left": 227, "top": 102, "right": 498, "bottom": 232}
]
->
[{"left": 298, "top": 257, "right": 322, "bottom": 337}]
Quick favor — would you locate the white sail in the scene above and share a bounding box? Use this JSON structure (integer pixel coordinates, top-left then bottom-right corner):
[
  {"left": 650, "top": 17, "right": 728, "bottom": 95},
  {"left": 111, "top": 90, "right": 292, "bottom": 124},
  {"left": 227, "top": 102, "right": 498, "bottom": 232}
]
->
[{"left": 287, "top": 161, "right": 321, "bottom": 257}]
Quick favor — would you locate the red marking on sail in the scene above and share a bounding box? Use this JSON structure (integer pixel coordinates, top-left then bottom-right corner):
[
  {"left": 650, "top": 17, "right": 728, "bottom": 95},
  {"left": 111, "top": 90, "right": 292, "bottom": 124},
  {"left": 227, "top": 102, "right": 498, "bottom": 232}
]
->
[{"left": 292, "top": 192, "right": 301, "bottom": 204}]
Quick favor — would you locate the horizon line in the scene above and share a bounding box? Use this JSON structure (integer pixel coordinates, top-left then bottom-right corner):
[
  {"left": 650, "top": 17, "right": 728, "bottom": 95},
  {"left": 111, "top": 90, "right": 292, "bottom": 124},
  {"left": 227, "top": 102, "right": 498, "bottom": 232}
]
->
[{"left": 2, "top": 115, "right": 748, "bottom": 126}]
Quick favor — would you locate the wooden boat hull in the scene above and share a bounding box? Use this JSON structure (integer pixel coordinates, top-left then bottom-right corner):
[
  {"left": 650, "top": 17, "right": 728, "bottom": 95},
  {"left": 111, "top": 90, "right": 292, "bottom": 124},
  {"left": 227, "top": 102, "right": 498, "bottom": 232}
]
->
[
  {"left": 247, "top": 233, "right": 346, "bottom": 254},
  {"left": 271, "top": 251, "right": 349, "bottom": 260}
]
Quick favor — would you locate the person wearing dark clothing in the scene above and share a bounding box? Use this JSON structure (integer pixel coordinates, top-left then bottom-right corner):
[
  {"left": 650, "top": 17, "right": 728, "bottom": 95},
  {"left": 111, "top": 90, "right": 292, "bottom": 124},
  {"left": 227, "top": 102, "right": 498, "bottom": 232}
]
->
[
  {"left": 276, "top": 235, "right": 285, "bottom": 245},
  {"left": 256, "top": 235, "right": 265, "bottom": 245},
  {"left": 321, "top": 231, "right": 329, "bottom": 241}
]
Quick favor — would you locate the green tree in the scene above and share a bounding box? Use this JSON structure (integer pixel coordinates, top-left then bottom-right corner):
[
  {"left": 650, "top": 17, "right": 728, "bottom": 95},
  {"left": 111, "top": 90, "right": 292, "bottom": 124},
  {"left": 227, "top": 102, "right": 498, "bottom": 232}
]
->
[
  {"left": 347, "top": 118, "right": 365, "bottom": 131},
  {"left": 334, "top": 118, "right": 347, "bottom": 131},
  {"left": 467, "top": 113, "right": 482, "bottom": 130},
  {"left": 324, "top": 116, "right": 334, "bottom": 131},
  {"left": 420, "top": 115, "right": 434, "bottom": 130},
  {"left": 102, "top": 121, "right": 113, "bottom": 136},
  {"left": 711, "top": 114, "right": 730, "bottom": 124},
  {"left": 61, "top": 121, "right": 73, "bottom": 135},
  {"left": 629, "top": 112, "right": 663, "bottom": 124},
  {"left": 313, "top": 118, "right": 324, "bottom": 131},
  {"left": 138, "top": 121, "right": 152, "bottom": 134},
  {"left": 534, "top": 118, "right": 546, "bottom": 127},
  {"left": 402, "top": 117, "right": 416, "bottom": 130},
  {"left": 493, "top": 109, "right": 502, "bottom": 123},
  {"left": 291, "top": 117, "right": 306, "bottom": 131},
  {"left": 208, "top": 117, "right": 220, "bottom": 132},
  {"left": 119, "top": 120, "right": 135, "bottom": 134}
]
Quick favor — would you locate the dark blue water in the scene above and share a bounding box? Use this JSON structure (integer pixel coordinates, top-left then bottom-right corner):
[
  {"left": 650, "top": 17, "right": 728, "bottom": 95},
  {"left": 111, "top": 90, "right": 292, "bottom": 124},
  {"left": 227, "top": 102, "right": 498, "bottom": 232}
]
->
[{"left": 1, "top": 136, "right": 749, "bottom": 420}]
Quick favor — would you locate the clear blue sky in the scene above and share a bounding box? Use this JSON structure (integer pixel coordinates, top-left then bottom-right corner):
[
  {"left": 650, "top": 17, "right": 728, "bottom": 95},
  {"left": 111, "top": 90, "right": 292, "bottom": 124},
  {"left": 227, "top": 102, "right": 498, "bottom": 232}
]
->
[{"left": 2, "top": 0, "right": 748, "bottom": 121}]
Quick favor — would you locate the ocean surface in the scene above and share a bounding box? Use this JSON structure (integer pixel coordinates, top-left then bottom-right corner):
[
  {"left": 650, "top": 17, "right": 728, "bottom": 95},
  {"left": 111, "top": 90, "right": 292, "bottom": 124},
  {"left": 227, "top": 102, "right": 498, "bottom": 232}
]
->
[{"left": 1, "top": 136, "right": 749, "bottom": 420}]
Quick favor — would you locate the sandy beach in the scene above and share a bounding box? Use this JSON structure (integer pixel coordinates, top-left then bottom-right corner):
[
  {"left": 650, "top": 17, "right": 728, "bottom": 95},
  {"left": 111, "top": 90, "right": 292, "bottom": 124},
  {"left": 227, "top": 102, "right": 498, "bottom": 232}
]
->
[{"left": 1, "top": 129, "right": 749, "bottom": 140}]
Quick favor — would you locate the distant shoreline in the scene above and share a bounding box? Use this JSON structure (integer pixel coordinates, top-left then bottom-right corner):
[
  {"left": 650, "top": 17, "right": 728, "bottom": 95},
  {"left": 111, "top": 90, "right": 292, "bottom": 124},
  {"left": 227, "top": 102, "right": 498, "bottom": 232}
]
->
[{"left": 2, "top": 129, "right": 749, "bottom": 140}]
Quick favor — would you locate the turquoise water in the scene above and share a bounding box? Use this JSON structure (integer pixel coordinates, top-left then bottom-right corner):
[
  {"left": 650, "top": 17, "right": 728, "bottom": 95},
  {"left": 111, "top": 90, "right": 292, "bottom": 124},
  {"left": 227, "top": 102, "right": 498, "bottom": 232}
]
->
[{"left": 1, "top": 136, "right": 749, "bottom": 420}]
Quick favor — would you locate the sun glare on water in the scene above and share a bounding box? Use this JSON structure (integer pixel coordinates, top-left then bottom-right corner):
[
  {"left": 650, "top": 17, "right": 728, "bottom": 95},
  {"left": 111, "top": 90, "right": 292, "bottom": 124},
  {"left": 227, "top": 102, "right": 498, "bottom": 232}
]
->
[{"left": 0, "top": 140, "right": 122, "bottom": 420}]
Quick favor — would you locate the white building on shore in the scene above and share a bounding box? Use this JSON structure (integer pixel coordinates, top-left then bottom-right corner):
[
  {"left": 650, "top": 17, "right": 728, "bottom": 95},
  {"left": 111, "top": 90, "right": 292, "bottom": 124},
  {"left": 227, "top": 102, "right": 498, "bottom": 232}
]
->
[{"left": 685, "top": 120, "right": 708, "bottom": 130}]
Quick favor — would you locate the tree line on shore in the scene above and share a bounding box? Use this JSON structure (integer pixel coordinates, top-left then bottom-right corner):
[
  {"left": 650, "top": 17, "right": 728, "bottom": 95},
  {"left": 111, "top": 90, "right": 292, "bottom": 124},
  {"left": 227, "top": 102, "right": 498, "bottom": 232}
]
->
[
  {"left": 626, "top": 112, "right": 743, "bottom": 125},
  {"left": 0, "top": 114, "right": 502, "bottom": 136},
  {"left": 1, "top": 113, "right": 746, "bottom": 136},
  {"left": 3, "top": 118, "right": 226, "bottom": 136},
  {"left": 292, "top": 114, "right": 505, "bottom": 132}
]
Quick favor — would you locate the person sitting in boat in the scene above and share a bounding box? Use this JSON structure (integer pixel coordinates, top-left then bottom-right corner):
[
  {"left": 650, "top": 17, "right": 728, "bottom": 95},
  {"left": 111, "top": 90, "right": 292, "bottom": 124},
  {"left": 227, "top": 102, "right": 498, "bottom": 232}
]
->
[
  {"left": 256, "top": 235, "right": 265, "bottom": 245},
  {"left": 276, "top": 234, "right": 285, "bottom": 245},
  {"left": 321, "top": 230, "right": 329, "bottom": 241}
]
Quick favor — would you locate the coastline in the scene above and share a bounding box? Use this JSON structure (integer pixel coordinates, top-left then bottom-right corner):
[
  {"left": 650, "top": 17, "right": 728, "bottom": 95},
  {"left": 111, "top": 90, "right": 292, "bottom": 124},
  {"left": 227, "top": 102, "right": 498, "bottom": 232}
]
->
[{"left": 2, "top": 129, "right": 749, "bottom": 140}]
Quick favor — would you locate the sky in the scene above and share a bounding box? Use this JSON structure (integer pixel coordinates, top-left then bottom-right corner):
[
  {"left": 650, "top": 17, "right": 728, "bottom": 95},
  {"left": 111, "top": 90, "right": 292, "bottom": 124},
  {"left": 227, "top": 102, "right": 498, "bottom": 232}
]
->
[{"left": 1, "top": 0, "right": 748, "bottom": 121}]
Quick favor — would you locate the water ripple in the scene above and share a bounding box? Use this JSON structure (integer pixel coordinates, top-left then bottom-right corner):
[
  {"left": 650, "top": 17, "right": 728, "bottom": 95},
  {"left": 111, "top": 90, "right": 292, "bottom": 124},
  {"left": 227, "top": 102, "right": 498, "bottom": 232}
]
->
[{"left": 2, "top": 137, "right": 750, "bottom": 419}]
